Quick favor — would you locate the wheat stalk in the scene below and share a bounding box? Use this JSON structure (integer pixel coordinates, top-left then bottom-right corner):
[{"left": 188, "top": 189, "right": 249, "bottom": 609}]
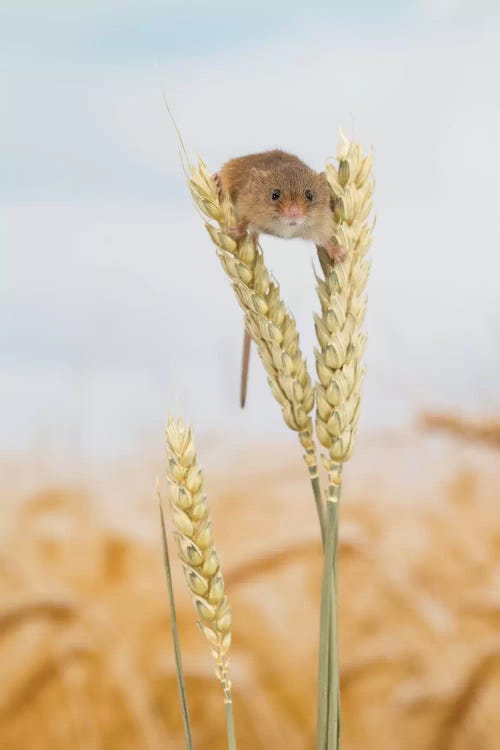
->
[
  {"left": 185, "top": 136, "right": 373, "bottom": 750},
  {"left": 188, "top": 160, "right": 324, "bottom": 534},
  {"left": 158, "top": 484, "right": 194, "bottom": 750},
  {"left": 315, "top": 131, "right": 374, "bottom": 750},
  {"left": 315, "top": 131, "right": 373, "bottom": 466},
  {"left": 165, "top": 417, "right": 236, "bottom": 748}
]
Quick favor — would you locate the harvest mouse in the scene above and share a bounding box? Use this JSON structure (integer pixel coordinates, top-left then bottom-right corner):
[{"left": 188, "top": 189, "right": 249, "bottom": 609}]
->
[{"left": 214, "top": 149, "right": 346, "bottom": 408}]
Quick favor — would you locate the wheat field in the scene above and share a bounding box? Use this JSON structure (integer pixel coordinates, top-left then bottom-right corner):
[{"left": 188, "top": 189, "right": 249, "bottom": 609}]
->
[{"left": 1, "top": 426, "right": 499, "bottom": 750}]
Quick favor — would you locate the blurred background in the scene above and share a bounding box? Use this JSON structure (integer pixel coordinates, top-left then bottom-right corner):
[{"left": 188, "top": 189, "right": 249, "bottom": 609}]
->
[{"left": 2, "top": 1, "right": 500, "bottom": 748}]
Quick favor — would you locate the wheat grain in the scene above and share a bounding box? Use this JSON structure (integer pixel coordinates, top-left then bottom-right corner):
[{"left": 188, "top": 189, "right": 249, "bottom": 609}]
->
[
  {"left": 165, "top": 417, "right": 233, "bottom": 702},
  {"left": 188, "top": 159, "right": 316, "bottom": 468},
  {"left": 314, "top": 132, "right": 374, "bottom": 750},
  {"left": 315, "top": 131, "right": 374, "bottom": 466}
]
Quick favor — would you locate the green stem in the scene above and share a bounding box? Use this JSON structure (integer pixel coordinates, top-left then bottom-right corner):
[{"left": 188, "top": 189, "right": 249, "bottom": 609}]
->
[
  {"left": 327, "top": 474, "right": 341, "bottom": 750},
  {"left": 316, "top": 502, "right": 334, "bottom": 749},
  {"left": 316, "top": 465, "right": 342, "bottom": 750},
  {"left": 223, "top": 683, "right": 237, "bottom": 750},
  {"left": 158, "top": 497, "right": 194, "bottom": 750},
  {"left": 300, "top": 437, "right": 325, "bottom": 547},
  {"left": 335, "top": 515, "right": 341, "bottom": 749},
  {"left": 311, "top": 474, "right": 326, "bottom": 547}
]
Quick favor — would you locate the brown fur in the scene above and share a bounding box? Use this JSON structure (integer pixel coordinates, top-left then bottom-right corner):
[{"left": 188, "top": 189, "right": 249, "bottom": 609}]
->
[
  {"left": 218, "top": 150, "right": 338, "bottom": 250},
  {"left": 218, "top": 150, "right": 346, "bottom": 409}
]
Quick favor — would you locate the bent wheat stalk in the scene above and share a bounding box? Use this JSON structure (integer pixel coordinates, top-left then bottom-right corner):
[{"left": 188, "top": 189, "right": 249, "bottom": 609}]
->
[
  {"left": 188, "top": 163, "right": 324, "bottom": 538},
  {"left": 165, "top": 417, "right": 236, "bottom": 750},
  {"left": 315, "top": 131, "right": 374, "bottom": 750},
  {"left": 182, "top": 132, "right": 373, "bottom": 750}
]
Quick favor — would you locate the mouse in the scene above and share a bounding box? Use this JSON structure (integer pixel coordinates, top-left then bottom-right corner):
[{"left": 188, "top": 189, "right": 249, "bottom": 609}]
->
[{"left": 213, "top": 149, "right": 346, "bottom": 408}]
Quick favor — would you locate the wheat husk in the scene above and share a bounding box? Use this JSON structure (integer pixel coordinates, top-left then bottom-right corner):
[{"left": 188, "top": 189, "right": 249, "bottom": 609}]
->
[
  {"left": 188, "top": 160, "right": 316, "bottom": 467},
  {"left": 315, "top": 131, "right": 373, "bottom": 465},
  {"left": 165, "top": 417, "right": 233, "bottom": 702}
]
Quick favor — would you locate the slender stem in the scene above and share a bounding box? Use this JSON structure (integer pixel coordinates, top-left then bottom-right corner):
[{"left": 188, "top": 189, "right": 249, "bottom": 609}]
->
[
  {"left": 327, "top": 465, "right": 342, "bottom": 749},
  {"left": 311, "top": 473, "right": 326, "bottom": 547},
  {"left": 301, "top": 440, "right": 326, "bottom": 546},
  {"left": 302, "top": 440, "right": 340, "bottom": 749},
  {"left": 316, "top": 498, "right": 334, "bottom": 749},
  {"left": 223, "top": 681, "right": 237, "bottom": 750},
  {"left": 316, "top": 464, "right": 342, "bottom": 750},
  {"left": 335, "top": 512, "right": 341, "bottom": 750},
  {"left": 158, "top": 495, "right": 194, "bottom": 750},
  {"left": 327, "top": 487, "right": 341, "bottom": 748}
]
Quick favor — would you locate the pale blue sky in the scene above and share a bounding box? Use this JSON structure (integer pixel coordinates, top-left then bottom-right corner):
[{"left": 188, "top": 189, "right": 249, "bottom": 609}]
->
[
  {"left": 1, "top": 1, "right": 496, "bottom": 71},
  {"left": 2, "top": 1, "right": 500, "bottom": 459},
  {"left": 1, "top": 3, "right": 428, "bottom": 71},
  {"left": 2, "top": 0, "right": 498, "bottom": 201}
]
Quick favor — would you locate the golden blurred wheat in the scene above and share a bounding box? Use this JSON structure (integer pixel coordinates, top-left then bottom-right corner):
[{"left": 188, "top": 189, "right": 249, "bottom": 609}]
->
[
  {"left": 1, "top": 430, "right": 499, "bottom": 750},
  {"left": 421, "top": 412, "right": 500, "bottom": 449}
]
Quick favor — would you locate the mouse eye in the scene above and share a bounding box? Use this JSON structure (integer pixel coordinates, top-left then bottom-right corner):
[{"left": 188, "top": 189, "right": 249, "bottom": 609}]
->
[
  {"left": 271, "top": 190, "right": 281, "bottom": 201},
  {"left": 305, "top": 190, "right": 313, "bottom": 202}
]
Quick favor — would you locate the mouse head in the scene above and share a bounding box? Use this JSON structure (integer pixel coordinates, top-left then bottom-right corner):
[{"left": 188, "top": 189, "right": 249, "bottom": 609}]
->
[{"left": 246, "top": 163, "right": 331, "bottom": 231}]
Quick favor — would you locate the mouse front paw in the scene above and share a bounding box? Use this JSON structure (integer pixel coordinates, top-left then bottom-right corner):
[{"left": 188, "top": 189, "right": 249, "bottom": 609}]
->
[
  {"left": 325, "top": 240, "right": 348, "bottom": 262},
  {"left": 212, "top": 173, "right": 224, "bottom": 201},
  {"left": 225, "top": 222, "right": 249, "bottom": 240}
]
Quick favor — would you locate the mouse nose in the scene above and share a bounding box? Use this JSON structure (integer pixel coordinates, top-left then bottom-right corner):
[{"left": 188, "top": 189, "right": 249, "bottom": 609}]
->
[{"left": 283, "top": 205, "right": 303, "bottom": 220}]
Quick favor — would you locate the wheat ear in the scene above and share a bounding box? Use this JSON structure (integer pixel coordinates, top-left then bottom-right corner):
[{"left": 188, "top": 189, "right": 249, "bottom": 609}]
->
[
  {"left": 188, "top": 161, "right": 324, "bottom": 535},
  {"left": 315, "top": 132, "right": 373, "bottom": 467},
  {"left": 317, "top": 129, "right": 374, "bottom": 560},
  {"left": 165, "top": 417, "right": 236, "bottom": 747},
  {"left": 315, "top": 132, "right": 374, "bottom": 750}
]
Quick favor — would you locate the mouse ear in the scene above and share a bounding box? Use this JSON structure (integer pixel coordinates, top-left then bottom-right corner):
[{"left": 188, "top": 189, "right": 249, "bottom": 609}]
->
[
  {"left": 250, "top": 167, "right": 269, "bottom": 182},
  {"left": 318, "top": 171, "right": 328, "bottom": 183}
]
